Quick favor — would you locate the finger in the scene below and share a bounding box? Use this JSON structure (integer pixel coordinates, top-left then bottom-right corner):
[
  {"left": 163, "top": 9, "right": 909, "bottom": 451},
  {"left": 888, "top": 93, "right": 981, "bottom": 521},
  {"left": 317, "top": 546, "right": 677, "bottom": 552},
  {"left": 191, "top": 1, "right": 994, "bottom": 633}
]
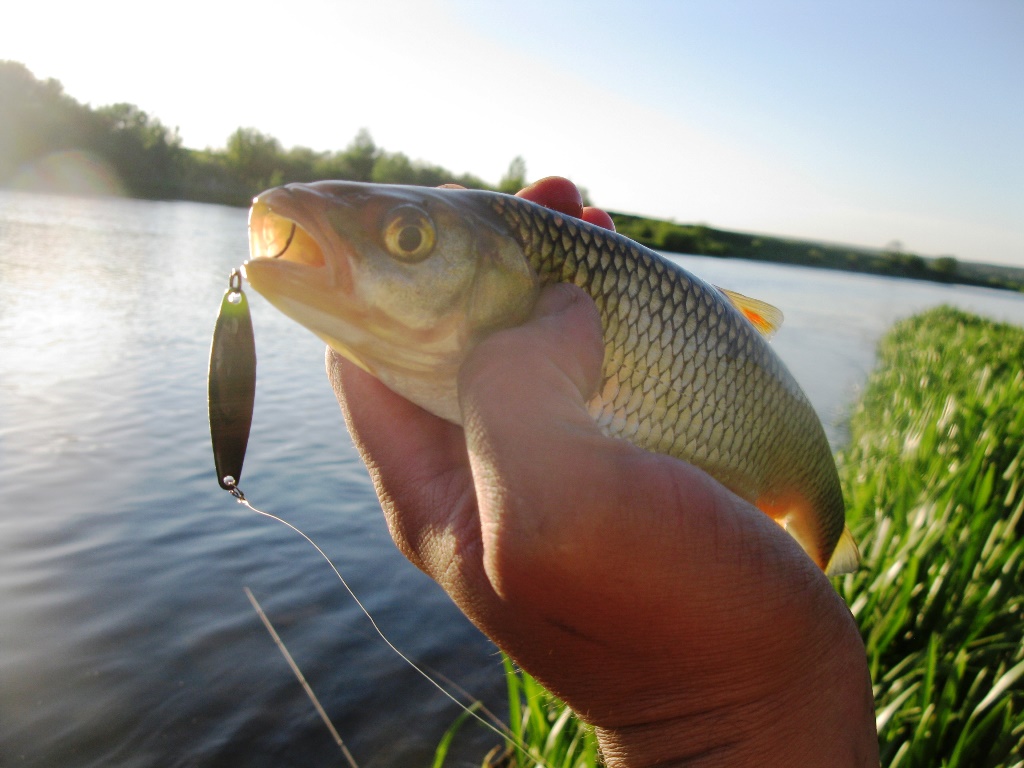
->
[
  {"left": 516, "top": 176, "right": 615, "bottom": 232},
  {"left": 582, "top": 206, "right": 616, "bottom": 231},
  {"left": 326, "top": 350, "right": 477, "bottom": 574},
  {"left": 516, "top": 176, "right": 584, "bottom": 218},
  {"left": 459, "top": 283, "right": 605, "bottom": 459},
  {"left": 459, "top": 284, "right": 638, "bottom": 597}
]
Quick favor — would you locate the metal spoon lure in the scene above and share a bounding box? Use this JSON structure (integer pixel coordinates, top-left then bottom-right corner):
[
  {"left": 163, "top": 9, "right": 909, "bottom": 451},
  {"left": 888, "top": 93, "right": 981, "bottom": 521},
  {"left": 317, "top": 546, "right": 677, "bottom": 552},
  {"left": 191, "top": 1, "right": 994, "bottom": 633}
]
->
[{"left": 208, "top": 268, "right": 256, "bottom": 496}]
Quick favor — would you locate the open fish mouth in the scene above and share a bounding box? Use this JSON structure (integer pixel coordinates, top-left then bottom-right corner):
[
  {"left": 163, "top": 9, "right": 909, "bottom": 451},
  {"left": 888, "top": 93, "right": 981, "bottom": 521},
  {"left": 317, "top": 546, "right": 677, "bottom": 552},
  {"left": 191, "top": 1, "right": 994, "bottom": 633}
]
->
[
  {"left": 242, "top": 187, "right": 356, "bottom": 328},
  {"left": 248, "top": 200, "right": 326, "bottom": 268}
]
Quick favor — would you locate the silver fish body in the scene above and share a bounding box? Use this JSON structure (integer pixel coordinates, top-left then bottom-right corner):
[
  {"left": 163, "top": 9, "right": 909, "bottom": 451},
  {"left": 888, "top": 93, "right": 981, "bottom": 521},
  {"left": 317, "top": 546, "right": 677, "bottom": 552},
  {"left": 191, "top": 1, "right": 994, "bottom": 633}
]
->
[{"left": 244, "top": 182, "right": 858, "bottom": 574}]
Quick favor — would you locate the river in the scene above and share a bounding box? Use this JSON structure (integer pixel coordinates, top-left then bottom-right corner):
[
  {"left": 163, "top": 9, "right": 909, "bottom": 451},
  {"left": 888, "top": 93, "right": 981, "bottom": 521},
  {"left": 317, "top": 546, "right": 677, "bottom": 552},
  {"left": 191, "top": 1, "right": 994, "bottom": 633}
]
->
[{"left": 2, "top": 189, "right": 1023, "bottom": 767}]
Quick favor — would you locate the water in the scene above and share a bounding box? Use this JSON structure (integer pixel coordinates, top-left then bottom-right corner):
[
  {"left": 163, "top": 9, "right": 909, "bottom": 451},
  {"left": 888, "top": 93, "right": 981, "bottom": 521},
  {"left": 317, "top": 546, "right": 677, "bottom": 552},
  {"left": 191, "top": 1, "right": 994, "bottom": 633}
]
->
[{"left": 1, "top": 190, "right": 1023, "bottom": 767}]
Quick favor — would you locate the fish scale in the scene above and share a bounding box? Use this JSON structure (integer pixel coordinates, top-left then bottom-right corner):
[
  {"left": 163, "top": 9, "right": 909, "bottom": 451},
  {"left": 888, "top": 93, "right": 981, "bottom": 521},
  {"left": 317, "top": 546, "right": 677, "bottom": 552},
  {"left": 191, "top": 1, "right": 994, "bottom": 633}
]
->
[{"left": 488, "top": 193, "right": 846, "bottom": 565}]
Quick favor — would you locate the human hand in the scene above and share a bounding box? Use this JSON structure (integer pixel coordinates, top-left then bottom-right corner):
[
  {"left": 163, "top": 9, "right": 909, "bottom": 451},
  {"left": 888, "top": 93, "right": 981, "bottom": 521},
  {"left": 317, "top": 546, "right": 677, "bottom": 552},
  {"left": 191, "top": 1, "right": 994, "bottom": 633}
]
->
[{"left": 328, "top": 177, "right": 878, "bottom": 766}]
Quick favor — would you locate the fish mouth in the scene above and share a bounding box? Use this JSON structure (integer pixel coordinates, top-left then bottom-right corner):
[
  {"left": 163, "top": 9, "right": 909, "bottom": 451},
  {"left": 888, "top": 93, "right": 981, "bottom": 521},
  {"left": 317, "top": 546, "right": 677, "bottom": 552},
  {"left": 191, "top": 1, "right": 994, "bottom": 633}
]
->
[
  {"left": 247, "top": 198, "right": 326, "bottom": 268},
  {"left": 242, "top": 185, "right": 356, "bottom": 306},
  {"left": 242, "top": 184, "right": 365, "bottom": 366}
]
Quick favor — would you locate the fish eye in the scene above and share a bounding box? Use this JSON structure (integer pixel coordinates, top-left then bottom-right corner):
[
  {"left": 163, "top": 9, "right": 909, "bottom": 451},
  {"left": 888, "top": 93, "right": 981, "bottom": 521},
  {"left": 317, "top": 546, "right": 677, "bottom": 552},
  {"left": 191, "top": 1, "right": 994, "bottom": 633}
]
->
[{"left": 382, "top": 206, "right": 436, "bottom": 263}]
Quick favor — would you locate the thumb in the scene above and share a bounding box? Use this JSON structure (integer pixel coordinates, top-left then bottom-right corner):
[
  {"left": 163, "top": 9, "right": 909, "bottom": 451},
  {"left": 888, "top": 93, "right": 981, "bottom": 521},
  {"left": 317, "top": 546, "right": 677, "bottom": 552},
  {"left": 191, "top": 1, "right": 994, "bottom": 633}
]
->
[
  {"left": 457, "top": 283, "right": 630, "bottom": 604},
  {"left": 458, "top": 282, "right": 605, "bottom": 452}
]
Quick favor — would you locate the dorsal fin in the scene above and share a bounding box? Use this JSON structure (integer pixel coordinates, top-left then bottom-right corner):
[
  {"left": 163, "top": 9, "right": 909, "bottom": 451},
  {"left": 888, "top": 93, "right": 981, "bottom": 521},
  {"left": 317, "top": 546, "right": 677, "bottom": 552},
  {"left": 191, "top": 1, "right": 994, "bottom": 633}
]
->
[{"left": 717, "top": 287, "right": 784, "bottom": 339}]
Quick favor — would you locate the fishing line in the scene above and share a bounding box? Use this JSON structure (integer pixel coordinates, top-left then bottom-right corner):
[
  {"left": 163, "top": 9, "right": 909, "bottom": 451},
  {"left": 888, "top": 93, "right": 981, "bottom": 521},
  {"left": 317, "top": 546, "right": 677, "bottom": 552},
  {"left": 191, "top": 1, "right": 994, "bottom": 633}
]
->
[
  {"left": 228, "top": 484, "right": 545, "bottom": 766},
  {"left": 209, "top": 269, "right": 550, "bottom": 767}
]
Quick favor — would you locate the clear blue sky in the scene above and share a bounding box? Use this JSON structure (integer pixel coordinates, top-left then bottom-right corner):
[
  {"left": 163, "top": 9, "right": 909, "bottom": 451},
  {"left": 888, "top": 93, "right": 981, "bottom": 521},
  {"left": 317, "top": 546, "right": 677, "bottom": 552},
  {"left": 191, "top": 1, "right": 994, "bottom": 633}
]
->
[{"left": 4, "top": 0, "right": 1022, "bottom": 265}]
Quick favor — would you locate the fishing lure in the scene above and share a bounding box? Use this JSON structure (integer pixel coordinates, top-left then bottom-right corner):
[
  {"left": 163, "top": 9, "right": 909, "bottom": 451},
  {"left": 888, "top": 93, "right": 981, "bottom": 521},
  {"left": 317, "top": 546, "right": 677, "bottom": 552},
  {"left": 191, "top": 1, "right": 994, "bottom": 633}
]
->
[{"left": 208, "top": 268, "right": 256, "bottom": 495}]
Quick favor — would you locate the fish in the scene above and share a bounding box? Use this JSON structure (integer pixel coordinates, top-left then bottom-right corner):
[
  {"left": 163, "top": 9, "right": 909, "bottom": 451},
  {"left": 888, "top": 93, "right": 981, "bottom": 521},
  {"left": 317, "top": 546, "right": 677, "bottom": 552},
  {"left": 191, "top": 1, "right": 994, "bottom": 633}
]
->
[{"left": 242, "top": 181, "right": 859, "bottom": 576}]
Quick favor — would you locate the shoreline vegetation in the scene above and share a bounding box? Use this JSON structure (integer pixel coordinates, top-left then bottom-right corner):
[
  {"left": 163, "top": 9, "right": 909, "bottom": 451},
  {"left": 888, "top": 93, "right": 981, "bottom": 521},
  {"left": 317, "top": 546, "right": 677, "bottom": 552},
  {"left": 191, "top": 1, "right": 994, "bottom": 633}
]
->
[
  {"left": 438, "top": 306, "right": 1024, "bottom": 767},
  {"left": 3, "top": 60, "right": 1022, "bottom": 294}
]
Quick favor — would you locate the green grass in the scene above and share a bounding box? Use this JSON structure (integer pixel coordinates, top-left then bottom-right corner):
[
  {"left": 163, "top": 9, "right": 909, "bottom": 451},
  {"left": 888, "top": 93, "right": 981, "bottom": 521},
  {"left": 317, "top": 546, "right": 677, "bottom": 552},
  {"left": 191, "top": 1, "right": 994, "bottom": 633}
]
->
[
  {"left": 437, "top": 306, "right": 1024, "bottom": 767},
  {"left": 430, "top": 653, "right": 598, "bottom": 768},
  {"left": 836, "top": 306, "right": 1024, "bottom": 767}
]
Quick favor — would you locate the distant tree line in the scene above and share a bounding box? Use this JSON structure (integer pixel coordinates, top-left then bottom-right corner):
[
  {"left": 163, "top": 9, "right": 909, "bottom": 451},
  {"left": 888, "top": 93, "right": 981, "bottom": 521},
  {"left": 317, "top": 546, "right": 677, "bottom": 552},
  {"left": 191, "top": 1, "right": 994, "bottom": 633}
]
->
[
  {"left": 3, "top": 59, "right": 1020, "bottom": 292},
  {"left": 611, "top": 213, "right": 1024, "bottom": 293},
  {"left": 0, "top": 60, "right": 520, "bottom": 206}
]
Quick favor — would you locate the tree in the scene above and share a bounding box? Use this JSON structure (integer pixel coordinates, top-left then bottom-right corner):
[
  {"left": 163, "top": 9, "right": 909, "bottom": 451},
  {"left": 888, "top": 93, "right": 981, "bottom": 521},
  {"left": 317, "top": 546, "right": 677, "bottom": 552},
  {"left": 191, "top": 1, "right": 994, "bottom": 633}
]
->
[
  {"left": 224, "top": 127, "right": 283, "bottom": 192},
  {"left": 340, "top": 128, "right": 379, "bottom": 181},
  {"left": 281, "top": 145, "right": 322, "bottom": 183},
  {"left": 370, "top": 151, "right": 414, "bottom": 184},
  {"left": 498, "top": 155, "right": 527, "bottom": 194},
  {"left": 95, "top": 103, "right": 184, "bottom": 197},
  {"left": 931, "top": 256, "right": 959, "bottom": 281},
  {"left": 0, "top": 60, "right": 101, "bottom": 183}
]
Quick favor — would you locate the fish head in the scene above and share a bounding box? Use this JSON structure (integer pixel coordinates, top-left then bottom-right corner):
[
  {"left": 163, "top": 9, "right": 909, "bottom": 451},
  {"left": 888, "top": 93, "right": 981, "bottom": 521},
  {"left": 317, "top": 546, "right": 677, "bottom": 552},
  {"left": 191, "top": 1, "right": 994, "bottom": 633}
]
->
[{"left": 243, "top": 182, "right": 538, "bottom": 421}]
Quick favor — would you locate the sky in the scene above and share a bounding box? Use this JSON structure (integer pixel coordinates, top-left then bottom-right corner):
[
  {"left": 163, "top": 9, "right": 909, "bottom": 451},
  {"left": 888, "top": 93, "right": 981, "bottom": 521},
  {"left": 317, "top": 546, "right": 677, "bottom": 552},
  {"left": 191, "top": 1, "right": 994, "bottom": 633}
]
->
[{"left": 3, "top": 0, "right": 1023, "bottom": 266}]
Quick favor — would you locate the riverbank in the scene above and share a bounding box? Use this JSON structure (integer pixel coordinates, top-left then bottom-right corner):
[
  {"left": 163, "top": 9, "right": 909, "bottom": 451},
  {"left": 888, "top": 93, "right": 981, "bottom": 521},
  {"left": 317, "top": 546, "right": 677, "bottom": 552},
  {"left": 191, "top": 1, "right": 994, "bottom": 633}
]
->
[
  {"left": 610, "top": 212, "right": 1024, "bottom": 294},
  {"left": 442, "top": 306, "right": 1024, "bottom": 767}
]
